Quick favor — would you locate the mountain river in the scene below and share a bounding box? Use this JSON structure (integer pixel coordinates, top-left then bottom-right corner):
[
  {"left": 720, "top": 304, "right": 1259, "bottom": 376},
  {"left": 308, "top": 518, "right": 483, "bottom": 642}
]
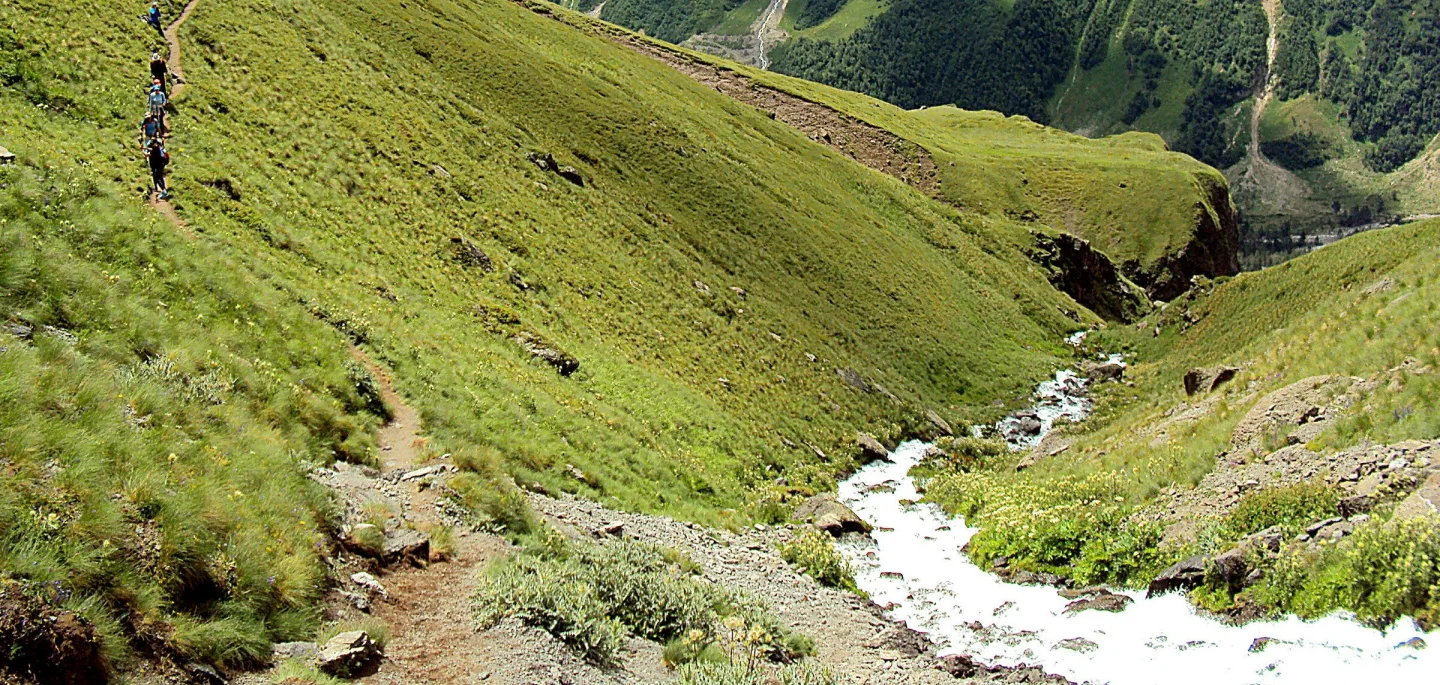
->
[{"left": 836, "top": 366, "right": 1438, "bottom": 684}]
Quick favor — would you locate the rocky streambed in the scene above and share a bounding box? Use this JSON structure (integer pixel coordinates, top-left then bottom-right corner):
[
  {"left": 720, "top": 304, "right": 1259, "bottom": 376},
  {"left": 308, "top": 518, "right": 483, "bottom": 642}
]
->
[{"left": 836, "top": 351, "right": 1438, "bottom": 684}]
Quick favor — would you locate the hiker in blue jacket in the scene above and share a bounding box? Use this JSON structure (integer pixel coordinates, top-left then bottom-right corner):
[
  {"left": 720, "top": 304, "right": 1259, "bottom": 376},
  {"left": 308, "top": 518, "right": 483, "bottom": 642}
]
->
[
  {"left": 140, "top": 113, "right": 164, "bottom": 147},
  {"left": 143, "top": 2, "right": 164, "bottom": 36}
]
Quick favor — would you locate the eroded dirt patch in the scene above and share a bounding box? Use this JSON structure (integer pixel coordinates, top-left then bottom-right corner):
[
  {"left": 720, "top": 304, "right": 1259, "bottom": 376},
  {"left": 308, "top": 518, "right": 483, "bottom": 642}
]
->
[{"left": 520, "top": 1, "right": 939, "bottom": 198}]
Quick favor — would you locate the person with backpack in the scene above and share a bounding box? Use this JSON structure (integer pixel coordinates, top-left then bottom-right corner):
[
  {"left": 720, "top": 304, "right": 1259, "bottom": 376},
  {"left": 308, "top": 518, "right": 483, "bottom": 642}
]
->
[
  {"left": 139, "top": 113, "right": 164, "bottom": 148},
  {"left": 147, "top": 139, "right": 170, "bottom": 199},
  {"left": 147, "top": 81, "right": 168, "bottom": 126},
  {"left": 143, "top": 2, "right": 164, "bottom": 36},
  {"left": 150, "top": 50, "right": 169, "bottom": 93}
]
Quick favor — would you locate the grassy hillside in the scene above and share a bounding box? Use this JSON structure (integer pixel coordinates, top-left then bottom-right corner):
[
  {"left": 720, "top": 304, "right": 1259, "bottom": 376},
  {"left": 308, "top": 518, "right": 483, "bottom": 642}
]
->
[
  {"left": 1, "top": 0, "right": 1115, "bottom": 522},
  {"left": 0, "top": 162, "right": 384, "bottom": 672},
  {"left": 924, "top": 218, "right": 1440, "bottom": 625}
]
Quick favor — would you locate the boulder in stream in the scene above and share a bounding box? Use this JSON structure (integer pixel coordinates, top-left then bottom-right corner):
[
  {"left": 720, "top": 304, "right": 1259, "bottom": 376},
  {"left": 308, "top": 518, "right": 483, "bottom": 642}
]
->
[
  {"left": 857, "top": 432, "right": 889, "bottom": 463},
  {"left": 1062, "top": 589, "right": 1132, "bottom": 613},
  {"left": 793, "top": 493, "right": 872, "bottom": 536},
  {"left": 1147, "top": 554, "right": 1209, "bottom": 597}
]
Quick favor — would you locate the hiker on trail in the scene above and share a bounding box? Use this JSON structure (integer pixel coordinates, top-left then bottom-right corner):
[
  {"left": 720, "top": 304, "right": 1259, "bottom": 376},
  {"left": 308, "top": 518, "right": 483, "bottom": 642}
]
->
[
  {"left": 147, "top": 139, "right": 170, "bottom": 199},
  {"left": 150, "top": 50, "right": 169, "bottom": 92},
  {"left": 143, "top": 2, "right": 164, "bottom": 36},
  {"left": 140, "top": 113, "right": 164, "bottom": 147},
  {"left": 148, "top": 81, "right": 168, "bottom": 123}
]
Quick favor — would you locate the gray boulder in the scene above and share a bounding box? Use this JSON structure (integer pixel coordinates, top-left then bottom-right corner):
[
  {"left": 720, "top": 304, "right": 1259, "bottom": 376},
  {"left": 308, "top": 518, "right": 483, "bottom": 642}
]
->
[
  {"left": 316, "top": 631, "right": 382, "bottom": 678},
  {"left": 1184, "top": 366, "right": 1239, "bottom": 396},
  {"left": 1063, "top": 591, "right": 1132, "bottom": 613},
  {"left": 272, "top": 641, "right": 319, "bottom": 663},
  {"left": 857, "top": 433, "right": 889, "bottom": 463},
  {"left": 1081, "top": 361, "right": 1125, "bottom": 383},
  {"left": 793, "top": 493, "right": 872, "bottom": 536},
  {"left": 925, "top": 410, "right": 954, "bottom": 437},
  {"left": 382, "top": 527, "right": 430, "bottom": 564},
  {"left": 1394, "top": 473, "right": 1440, "bottom": 521},
  {"left": 1147, "top": 555, "right": 1209, "bottom": 597}
]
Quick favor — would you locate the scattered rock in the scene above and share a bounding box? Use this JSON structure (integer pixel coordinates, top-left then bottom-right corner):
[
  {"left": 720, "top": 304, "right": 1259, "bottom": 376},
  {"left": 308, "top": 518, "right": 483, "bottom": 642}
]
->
[
  {"left": 316, "top": 630, "right": 383, "bottom": 678},
  {"left": 1314, "top": 520, "right": 1354, "bottom": 541},
  {"left": 514, "top": 331, "right": 580, "bottom": 376},
  {"left": 1002, "top": 569, "right": 1067, "bottom": 587},
  {"left": 1249, "top": 637, "right": 1277, "bottom": 653},
  {"left": 1055, "top": 637, "right": 1099, "bottom": 652},
  {"left": 185, "top": 663, "right": 226, "bottom": 685},
  {"left": 1231, "top": 376, "right": 1338, "bottom": 450},
  {"left": 792, "top": 493, "right": 872, "bottom": 536},
  {"left": 382, "top": 527, "right": 430, "bottom": 565},
  {"left": 556, "top": 165, "right": 584, "bottom": 187},
  {"left": 2, "top": 322, "right": 33, "bottom": 340},
  {"left": 1304, "top": 517, "right": 1343, "bottom": 537},
  {"left": 1338, "top": 494, "right": 1374, "bottom": 518},
  {"left": 857, "top": 433, "right": 889, "bottom": 463},
  {"left": 837, "top": 367, "right": 871, "bottom": 392},
  {"left": 925, "top": 410, "right": 954, "bottom": 437},
  {"left": 593, "top": 522, "right": 625, "bottom": 537},
  {"left": 349, "top": 572, "right": 388, "bottom": 599},
  {"left": 1184, "top": 366, "right": 1239, "bottom": 396},
  {"left": 1062, "top": 590, "right": 1132, "bottom": 613},
  {"left": 0, "top": 146, "right": 13, "bottom": 165},
  {"left": 1394, "top": 473, "right": 1440, "bottom": 520},
  {"left": 272, "top": 641, "right": 320, "bottom": 663},
  {"left": 1148, "top": 555, "right": 1209, "bottom": 597},
  {"left": 1396, "top": 637, "right": 1427, "bottom": 650},
  {"left": 450, "top": 237, "right": 495, "bottom": 272},
  {"left": 1212, "top": 547, "right": 1248, "bottom": 587},
  {"left": 1362, "top": 277, "right": 1396, "bottom": 295},
  {"left": 1081, "top": 360, "right": 1125, "bottom": 383},
  {"left": 526, "top": 151, "right": 558, "bottom": 173}
]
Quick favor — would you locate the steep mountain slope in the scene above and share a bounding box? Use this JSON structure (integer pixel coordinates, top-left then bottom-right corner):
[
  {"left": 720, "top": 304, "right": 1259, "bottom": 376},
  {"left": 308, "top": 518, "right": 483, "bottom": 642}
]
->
[{"left": 924, "top": 216, "right": 1440, "bottom": 626}]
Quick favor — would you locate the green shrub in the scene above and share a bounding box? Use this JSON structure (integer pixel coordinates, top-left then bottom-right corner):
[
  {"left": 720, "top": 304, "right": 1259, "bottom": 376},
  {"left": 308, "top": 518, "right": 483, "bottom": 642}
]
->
[
  {"left": 1248, "top": 516, "right": 1440, "bottom": 629},
  {"left": 1223, "top": 482, "right": 1338, "bottom": 538},
  {"left": 778, "top": 528, "right": 860, "bottom": 594},
  {"left": 474, "top": 533, "right": 807, "bottom": 664}
]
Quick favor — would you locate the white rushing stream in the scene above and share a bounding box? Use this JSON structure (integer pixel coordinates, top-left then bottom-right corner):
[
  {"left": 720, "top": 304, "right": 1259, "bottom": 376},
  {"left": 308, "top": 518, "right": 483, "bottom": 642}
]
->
[{"left": 837, "top": 353, "right": 1437, "bottom": 683}]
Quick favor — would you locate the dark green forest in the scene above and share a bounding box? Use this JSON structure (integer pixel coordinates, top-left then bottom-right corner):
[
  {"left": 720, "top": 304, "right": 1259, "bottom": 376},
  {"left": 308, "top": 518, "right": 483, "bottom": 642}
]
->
[
  {"left": 1280, "top": 0, "right": 1440, "bottom": 171},
  {"left": 599, "top": 0, "right": 746, "bottom": 42}
]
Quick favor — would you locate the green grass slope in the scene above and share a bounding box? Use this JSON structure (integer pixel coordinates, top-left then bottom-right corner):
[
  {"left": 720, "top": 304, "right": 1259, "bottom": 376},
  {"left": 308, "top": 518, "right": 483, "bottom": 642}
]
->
[
  {"left": 0, "top": 163, "right": 384, "bottom": 672},
  {"left": 2, "top": 0, "right": 1097, "bottom": 525},
  {"left": 924, "top": 218, "right": 1440, "bottom": 624}
]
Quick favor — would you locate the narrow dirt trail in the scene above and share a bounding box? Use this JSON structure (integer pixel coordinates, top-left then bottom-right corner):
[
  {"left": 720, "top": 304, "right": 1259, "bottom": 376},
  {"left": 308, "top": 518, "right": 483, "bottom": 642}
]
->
[
  {"left": 344, "top": 348, "right": 514, "bottom": 685},
  {"left": 148, "top": 0, "right": 201, "bottom": 222}
]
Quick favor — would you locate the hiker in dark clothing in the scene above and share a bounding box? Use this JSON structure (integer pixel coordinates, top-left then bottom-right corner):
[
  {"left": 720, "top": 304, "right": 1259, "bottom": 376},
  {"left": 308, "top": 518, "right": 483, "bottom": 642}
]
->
[
  {"left": 147, "top": 139, "right": 170, "bottom": 199},
  {"left": 150, "top": 51, "right": 169, "bottom": 93},
  {"left": 143, "top": 2, "right": 164, "bottom": 36}
]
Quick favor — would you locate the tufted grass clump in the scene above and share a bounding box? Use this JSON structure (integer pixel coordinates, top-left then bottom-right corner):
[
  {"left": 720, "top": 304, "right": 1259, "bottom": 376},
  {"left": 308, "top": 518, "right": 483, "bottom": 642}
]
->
[
  {"left": 778, "top": 528, "right": 860, "bottom": 594},
  {"left": 475, "top": 531, "right": 810, "bottom": 665},
  {"left": 676, "top": 661, "right": 838, "bottom": 685},
  {"left": 0, "top": 165, "right": 382, "bottom": 668}
]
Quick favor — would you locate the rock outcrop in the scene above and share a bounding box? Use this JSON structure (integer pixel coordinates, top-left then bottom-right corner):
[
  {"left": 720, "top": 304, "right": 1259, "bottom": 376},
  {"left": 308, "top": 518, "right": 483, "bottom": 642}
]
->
[
  {"left": 316, "top": 630, "right": 383, "bottom": 678},
  {"left": 1028, "top": 232, "right": 1150, "bottom": 322},
  {"left": 1123, "top": 178, "right": 1241, "bottom": 302},
  {"left": 1184, "top": 366, "right": 1238, "bottom": 395},
  {"left": 857, "top": 432, "right": 889, "bottom": 463},
  {"left": 1147, "top": 555, "right": 1208, "bottom": 597}
]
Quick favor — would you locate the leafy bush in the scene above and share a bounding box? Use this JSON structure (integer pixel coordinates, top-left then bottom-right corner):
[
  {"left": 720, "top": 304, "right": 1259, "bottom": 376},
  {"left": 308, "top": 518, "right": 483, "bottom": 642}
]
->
[
  {"left": 1222, "top": 482, "right": 1338, "bottom": 538},
  {"left": 779, "top": 528, "right": 860, "bottom": 594},
  {"left": 1249, "top": 516, "right": 1440, "bottom": 630},
  {"left": 927, "top": 470, "right": 1128, "bottom": 575},
  {"left": 474, "top": 532, "right": 806, "bottom": 664}
]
